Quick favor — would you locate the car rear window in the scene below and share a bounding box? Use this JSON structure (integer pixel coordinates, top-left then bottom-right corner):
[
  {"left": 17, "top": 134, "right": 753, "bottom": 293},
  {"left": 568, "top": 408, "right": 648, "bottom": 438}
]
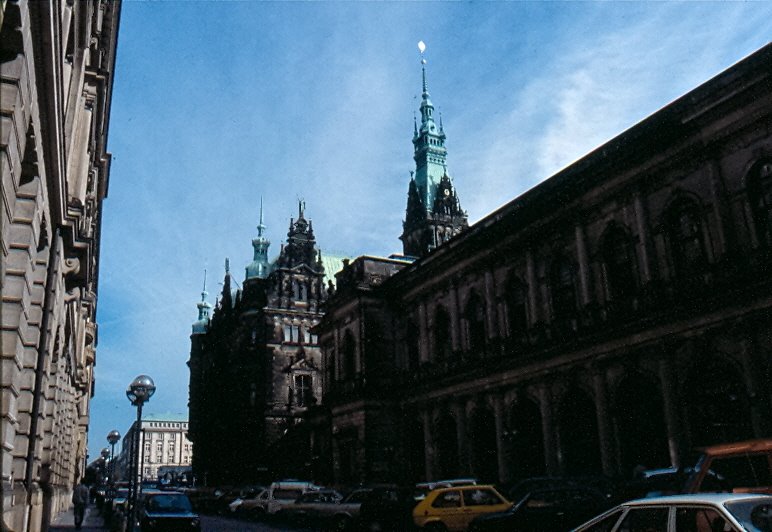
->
[
  {"left": 147, "top": 494, "right": 192, "bottom": 513},
  {"left": 463, "top": 488, "right": 504, "bottom": 507},
  {"left": 274, "top": 489, "right": 303, "bottom": 500},
  {"left": 707, "top": 455, "right": 772, "bottom": 492},
  {"left": 724, "top": 499, "right": 772, "bottom": 532}
]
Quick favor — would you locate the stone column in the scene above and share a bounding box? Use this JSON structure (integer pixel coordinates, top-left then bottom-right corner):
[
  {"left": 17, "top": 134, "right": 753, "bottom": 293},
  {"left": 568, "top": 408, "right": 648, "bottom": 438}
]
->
[
  {"left": 575, "top": 224, "right": 591, "bottom": 306},
  {"left": 484, "top": 270, "right": 497, "bottom": 340},
  {"left": 526, "top": 250, "right": 538, "bottom": 324},
  {"left": 492, "top": 394, "right": 511, "bottom": 483},
  {"left": 592, "top": 367, "right": 617, "bottom": 477},
  {"left": 420, "top": 407, "right": 436, "bottom": 481},
  {"left": 538, "top": 384, "right": 559, "bottom": 475},
  {"left": 707, "top": 160, "right": 730, "bottom": 257},
  {"left": 450, "top": 281, "right": 462, "bottom": 351},
  {"left": 658, "top": 355, "right": 684, "bottom": 467},
  {"left": 633, "top": 193, "right": 652, "bottom": 283},
  {"left": 418, "top": 301, "right": 429, "bottom": 363},
  {"left": 453, "top": 400, "right": 471, "bottom": 476}
]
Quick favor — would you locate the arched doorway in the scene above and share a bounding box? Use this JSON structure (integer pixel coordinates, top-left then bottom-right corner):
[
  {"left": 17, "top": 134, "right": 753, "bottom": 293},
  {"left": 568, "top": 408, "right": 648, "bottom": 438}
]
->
[
  {"left": 558, "top": 387, "right": 601, "bottom": 476},
  {"left": 508, "top": 399, "right": 545, "bottom": 479},
  {"left": 613, "top": 372, "right": 670, "bottom": 475},
  {"left": 469, "top": 406, "right": 498, "bottom": 482},
  {"left": 684, "top": 355, "right": 753, "bottom": 447},
  {"left": 436, "top": 412, "right": 459, "bottom": 479}
]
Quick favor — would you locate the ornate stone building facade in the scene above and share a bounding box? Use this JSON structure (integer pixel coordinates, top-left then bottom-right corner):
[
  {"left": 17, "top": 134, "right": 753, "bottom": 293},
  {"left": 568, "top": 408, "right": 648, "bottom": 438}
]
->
[
  {"left": 1, "top": 0, "right": 120, "bottom": 529},
  {"left": 188, "top": 203, "right": 346, "bottom": 485},
  {"left": 315, "top": 44, "right": 772, "bottom": 485}
]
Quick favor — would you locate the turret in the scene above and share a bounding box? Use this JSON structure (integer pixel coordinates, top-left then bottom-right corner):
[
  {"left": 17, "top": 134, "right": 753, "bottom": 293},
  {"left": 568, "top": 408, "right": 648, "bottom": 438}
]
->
[
  {"left": 246, "top": 197, "right": 271, "bottom": 280},
  {"left": 192, "top": 271, "right": 212, "bottom": 334}
]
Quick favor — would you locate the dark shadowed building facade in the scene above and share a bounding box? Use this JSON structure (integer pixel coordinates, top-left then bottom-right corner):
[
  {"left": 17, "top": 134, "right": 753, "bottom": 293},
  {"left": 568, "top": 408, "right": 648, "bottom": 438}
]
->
[
  {"left": 187, "top": 204, "right": 346, "bottom": 485},
  {"left": 313, "top": 44, "right": 772, "bottom": 486}
]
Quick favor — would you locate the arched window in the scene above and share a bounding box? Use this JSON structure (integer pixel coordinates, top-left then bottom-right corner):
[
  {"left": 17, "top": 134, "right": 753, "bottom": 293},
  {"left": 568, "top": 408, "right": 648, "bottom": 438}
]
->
[
  {"left": 505, "top": 276, "right": 528, "bottom": 335},
  {"left": 433, "top": 306, "right": 452, "bottom": 361},
  {"left": 602, "top": 225, "right": 637, "bottom": 300},
  {"left": 665, "top": 198, "right": 707, "bottom": 279},
  {"left": 342, "top": 330, "right": 356, "bottom": 379},
  {"left": 406, "top": 321, "right": 420, "bottom": 369},
  {"left": 747, "top": 158, "right": 772, "bottom": 246},
  {"left": 463, "top": 292, "right": 486, "bottom": 352},
  {"left": 550, "top": 256, "right": 577, "bottom": 320}
]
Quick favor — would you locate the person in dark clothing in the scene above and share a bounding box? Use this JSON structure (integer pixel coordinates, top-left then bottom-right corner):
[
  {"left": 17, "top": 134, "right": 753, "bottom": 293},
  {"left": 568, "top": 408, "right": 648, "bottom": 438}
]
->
[{"left": 72, "top": 479, "right": 90, "bottom": 529}]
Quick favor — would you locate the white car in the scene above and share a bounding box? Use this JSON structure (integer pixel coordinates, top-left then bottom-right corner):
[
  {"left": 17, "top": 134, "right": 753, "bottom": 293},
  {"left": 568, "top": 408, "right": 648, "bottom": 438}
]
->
[{"left": 573, "top": 493, "right": 772, "bottom": 532}]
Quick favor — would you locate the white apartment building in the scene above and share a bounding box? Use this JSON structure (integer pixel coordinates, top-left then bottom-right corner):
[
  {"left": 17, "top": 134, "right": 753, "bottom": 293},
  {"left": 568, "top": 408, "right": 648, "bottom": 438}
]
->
[{"left": 118, "top": 413, "right": 193, "bottom": 482}]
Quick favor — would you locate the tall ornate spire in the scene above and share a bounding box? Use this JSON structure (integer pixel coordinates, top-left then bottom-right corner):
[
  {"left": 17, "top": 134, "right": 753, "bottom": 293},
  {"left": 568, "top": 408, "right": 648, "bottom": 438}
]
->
[
  {"left": 192, "top": 270, "right": 212, "bottom": 334},
  {"left": 401, "top": 41, "right": 467, "bottom": 258},
  {"left": 246, "top": 197, "right": 271, "bottom": 280}
]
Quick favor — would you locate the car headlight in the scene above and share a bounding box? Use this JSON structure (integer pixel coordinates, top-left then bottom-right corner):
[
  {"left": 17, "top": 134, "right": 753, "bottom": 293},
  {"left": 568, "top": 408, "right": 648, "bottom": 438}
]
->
[{"left": 191, "top": 518, "right": 200, "bottom": 528}]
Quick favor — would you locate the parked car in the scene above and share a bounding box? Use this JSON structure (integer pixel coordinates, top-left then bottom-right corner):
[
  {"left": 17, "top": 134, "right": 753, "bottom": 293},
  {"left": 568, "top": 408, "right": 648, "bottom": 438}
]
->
[
  {"left": 358, "top": 486, "right": 419, "bottom": 531},
  {"left": 685, "top": 439, "right": 772, "bottom": 495},
  {"left": 243, "top": 480, "right": 321, "bottom": 518},
  {"left": 283, "top": 488, "right": 373, "bottom": 530},
  {"left": 572, "top": 493, "right": 772, "bottom": 532},
  {"left": 138, "top": 490, "right": 201, "bottom": 532},
  {"left": 469, "top": 486, "right": 609, "bottom": 532},
  {"left": 282, "top": 489, "right": 343, "bottom": 523},
  {"left": 412, "top": 485, "right": 511, "bottom": 531},
  {"left": 226, "top": 485, "right": 266, "bottom": 514}
]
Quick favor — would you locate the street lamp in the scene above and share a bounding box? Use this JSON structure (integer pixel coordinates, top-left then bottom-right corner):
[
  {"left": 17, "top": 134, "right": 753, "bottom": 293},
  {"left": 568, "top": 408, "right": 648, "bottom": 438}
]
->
[
  {"left": 107, "top": 429, "right": 120, "bottom": 484},
  {"left": 126, "top": 375, "right": 155, "bottom": 531},
  {"left": 101, "top": 448, "right": 110, "bottom": 484}
]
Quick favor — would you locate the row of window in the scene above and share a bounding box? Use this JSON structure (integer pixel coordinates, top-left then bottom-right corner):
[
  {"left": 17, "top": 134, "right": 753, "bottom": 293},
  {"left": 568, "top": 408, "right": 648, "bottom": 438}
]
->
[
  {"left": 282, "top": 324, "right": 317, "bottom": 344},
  {"left": 328, "top": 158, "right": 772, "bottom": 375}
]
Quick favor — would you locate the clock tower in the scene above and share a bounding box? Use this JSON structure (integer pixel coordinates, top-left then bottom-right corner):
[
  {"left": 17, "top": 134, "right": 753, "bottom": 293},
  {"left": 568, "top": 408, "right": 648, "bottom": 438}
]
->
[{"left": 400, "top": 43, "right": 468, "bottom": 258}]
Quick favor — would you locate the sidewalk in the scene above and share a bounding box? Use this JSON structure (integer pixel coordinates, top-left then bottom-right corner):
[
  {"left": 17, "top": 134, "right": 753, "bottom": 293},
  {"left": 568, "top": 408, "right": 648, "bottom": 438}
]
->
[{"left": 49, "top": 503, "right": 108, "bottom": 531}]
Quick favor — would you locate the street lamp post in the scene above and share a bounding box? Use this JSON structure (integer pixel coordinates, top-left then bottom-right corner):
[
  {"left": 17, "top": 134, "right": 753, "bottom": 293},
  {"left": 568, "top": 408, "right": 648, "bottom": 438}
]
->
[
  {"left": 126, "top": 375, "right": 155, "bottom": 532},
  {"left": 107, "top": 429, "right": 121, "bottom": 484},
  {"left": 101, "top": 448, "right": 110, "bottom": 485}
]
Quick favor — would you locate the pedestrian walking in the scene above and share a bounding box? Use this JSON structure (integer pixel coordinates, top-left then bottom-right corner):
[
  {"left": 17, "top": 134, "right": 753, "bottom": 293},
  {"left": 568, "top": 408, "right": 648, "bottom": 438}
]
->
[{"left": 72, "top": 479, "right": 90, "bottom": 530}]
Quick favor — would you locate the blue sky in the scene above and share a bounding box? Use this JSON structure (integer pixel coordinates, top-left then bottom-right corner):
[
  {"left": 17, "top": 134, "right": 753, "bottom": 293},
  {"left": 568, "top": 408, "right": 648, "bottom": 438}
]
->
[{"left": 88, "top": 1, "right": 772, "bottom": 458}]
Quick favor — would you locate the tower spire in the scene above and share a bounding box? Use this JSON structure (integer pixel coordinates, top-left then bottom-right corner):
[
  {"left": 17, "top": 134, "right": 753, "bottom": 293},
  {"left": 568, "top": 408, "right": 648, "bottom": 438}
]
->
[
  {"left": 246, "top": 197, "right": 272, "bottom": 280},
  {"left": 401, "top": 41, "right": 468, "bottom": 258},
  {"left": 192, "top": 269, "right": 212, "bottom": 333}
]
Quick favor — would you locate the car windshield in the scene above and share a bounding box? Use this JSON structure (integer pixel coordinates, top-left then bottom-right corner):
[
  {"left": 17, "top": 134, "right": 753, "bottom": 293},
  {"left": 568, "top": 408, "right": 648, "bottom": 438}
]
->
[
  {"left": 146, "top": 494, "right": 193, "bottom": 513},
  {"left": 724, "top": 499, "right": 772, "bottom": 532}
]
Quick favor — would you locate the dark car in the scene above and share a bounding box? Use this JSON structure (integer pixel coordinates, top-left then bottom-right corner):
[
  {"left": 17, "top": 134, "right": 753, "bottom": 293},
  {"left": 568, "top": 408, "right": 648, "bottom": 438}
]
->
[
  {"left": 469, "top": 486, "right": 609, "bottom": 532},
  {"left": 357, "top": 486, "right": 418, "bottom": 531},
  {"left": 139, "top": 490, "right": 201, "bottom": 532}
]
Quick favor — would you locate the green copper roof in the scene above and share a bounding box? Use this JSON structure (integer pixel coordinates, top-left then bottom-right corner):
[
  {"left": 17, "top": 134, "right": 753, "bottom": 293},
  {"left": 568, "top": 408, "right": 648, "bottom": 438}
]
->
[{"left": 246, "top": 197, "right": 271, "bottom": 280}]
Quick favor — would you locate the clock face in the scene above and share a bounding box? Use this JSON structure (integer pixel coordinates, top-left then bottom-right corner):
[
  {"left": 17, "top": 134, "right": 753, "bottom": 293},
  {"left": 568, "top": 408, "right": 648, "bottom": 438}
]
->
[{"left": 443, "top": 188, "right": 451, "bottom": 197}]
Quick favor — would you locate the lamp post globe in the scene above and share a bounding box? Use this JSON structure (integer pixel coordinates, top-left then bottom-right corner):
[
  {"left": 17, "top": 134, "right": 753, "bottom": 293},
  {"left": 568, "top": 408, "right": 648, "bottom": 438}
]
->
[
  {"left": 106, "top": 429, "right": 120, "bottom": 487},
  {"left": 126, "top": 374, "right": 155, "bottom": 531},
  {"left": 107, "top": 430, "right": 121, "bottom": 446},
  {"left": 126, "top": 374, "right": 156, "bottom": 405}
]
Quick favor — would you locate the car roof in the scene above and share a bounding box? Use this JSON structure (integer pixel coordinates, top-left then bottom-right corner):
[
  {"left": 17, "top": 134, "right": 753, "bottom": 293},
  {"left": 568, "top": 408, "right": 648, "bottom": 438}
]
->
[
  {"left": 623, "top": 493, "right": 772, "bottom": 506},
  {"left": 430, "top": 484, "right": 499, "bottom": 494}
]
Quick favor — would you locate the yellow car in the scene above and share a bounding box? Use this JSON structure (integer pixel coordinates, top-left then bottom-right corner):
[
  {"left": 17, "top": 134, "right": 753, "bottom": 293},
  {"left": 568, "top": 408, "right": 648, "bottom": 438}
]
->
[{"left": 413, "top": 485, "right": 511, "bottom": 531}]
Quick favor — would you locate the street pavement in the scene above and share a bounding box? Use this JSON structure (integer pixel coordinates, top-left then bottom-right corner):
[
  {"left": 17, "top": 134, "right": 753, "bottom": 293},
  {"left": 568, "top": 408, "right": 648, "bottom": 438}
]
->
[
  {"left": 48, "top": 503, "right": 317, "bottom": 531},
  {"left": 49, "top": 503, "right": 107, "bottom": 531}
]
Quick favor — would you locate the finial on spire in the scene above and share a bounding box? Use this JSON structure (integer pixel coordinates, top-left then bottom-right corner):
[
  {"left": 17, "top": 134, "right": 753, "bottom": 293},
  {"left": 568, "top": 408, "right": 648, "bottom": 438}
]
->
[
  {"left": 413, "top": 111, "right": 418, "bottom": 135},
  {"left": 297, "top": 198, "right": 306, "bottom": 219},
  {"left": 225, "top": 257, "right": 230, "bottom": 274},
  {"left": 439, "top": 110, "right": 444, "bottom": 132},
  {"left": 257, "top": 196, "right": 266, "bottom": 236},
  {"left": 418, "top": 41, "right": 428, "bottom": 96},
  {"left": 202, "top": 269, "right": 208, "bottom": 296}
]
